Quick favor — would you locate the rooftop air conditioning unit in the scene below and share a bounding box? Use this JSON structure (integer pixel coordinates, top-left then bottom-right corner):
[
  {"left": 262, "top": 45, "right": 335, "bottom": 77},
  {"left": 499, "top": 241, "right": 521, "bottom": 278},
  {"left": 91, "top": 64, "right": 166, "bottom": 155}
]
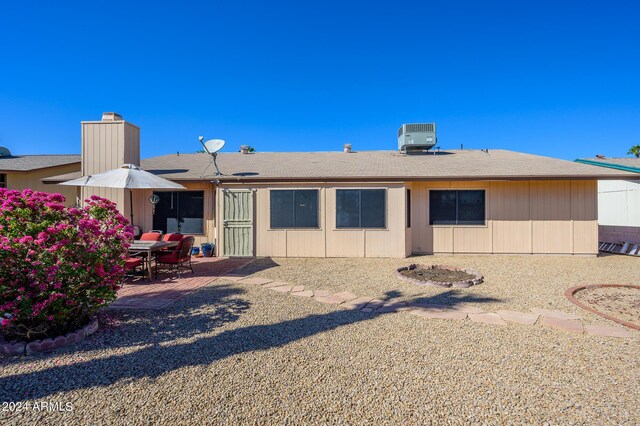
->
[{"left": 398, "top": 123, "right": 436, "bottom": 152}]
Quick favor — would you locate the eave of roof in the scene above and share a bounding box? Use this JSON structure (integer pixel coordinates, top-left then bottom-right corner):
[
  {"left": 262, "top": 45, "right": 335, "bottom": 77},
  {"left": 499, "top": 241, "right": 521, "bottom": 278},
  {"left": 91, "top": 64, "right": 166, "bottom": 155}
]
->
[
  {"left": 0, "top": 154, "right": 81, "bottom": 172},
  {"left": 575, "top": 158, "right": 640, "bottom": 174}
]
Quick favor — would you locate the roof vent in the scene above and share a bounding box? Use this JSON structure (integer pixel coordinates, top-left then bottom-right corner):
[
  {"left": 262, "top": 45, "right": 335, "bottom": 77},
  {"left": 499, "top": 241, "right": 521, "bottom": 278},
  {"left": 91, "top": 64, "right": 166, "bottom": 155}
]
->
[
  {"left": 343, "top": 143, "right": 352, "bottom": 153},
  {"left": 398, "top": 123, "right": 436, "bottom": 152},
  {"left": 0, "top": 146, "right": 11, "bottom": 157},
  {"left": 102, "top": 112, "right": 123, "bottom": 121}
]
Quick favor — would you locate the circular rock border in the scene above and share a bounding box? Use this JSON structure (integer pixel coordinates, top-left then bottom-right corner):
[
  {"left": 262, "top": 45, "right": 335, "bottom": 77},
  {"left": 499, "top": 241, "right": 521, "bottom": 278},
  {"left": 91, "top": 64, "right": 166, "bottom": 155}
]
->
[
  {"left": 396, "top": 264, "right": 483, "bottom": 288},
  {"left": 0, "top": 317, "right": 99, "bottom": 357},
  {"left": 565, "top": 284, "right": 640, "bottom": 330}
]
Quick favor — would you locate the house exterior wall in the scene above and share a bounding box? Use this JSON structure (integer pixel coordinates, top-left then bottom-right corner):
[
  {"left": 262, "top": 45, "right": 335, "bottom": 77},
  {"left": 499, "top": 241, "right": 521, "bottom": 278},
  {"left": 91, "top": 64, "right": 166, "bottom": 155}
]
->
[
  {"left": 216, "top": 182, "right": 408, "bottom": 258},
  {"left": 597, "top": 180, "right": 640, "bottom": 244},
  {"left": 4, "top": 163, "right": 81, "bottom": 206},
  {"left": 410, "top": 180, "right": 598, "bottom": 255},
  {"left": 81, "top": 119, "right": 140, "bottom": 218},
  {"left": 597, "top": 180, "right": 640, "bottom": 226},
  {"left": 135, "top": 179, "right": 598, "bottom": 258},
  {"left": 133, "top": 181, "right": 216, "bottom": 247}
]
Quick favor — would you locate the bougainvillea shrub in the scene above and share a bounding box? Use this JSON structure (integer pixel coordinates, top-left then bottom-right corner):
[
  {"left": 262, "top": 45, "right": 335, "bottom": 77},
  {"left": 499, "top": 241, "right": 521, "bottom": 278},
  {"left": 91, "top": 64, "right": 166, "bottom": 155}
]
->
[{"left": 0, "top": 189, "right": 133, "bottom": 341}]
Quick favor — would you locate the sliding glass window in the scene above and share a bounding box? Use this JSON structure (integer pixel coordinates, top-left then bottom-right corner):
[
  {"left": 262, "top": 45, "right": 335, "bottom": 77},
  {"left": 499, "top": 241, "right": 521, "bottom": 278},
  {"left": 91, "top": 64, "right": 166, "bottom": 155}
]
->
[
  {"left": 270, "top": 189, "right": 319, "bottom": 228},
  {"left": 152, "top": 191, "right": 205, "bottom": 234},
  {"left": 336, "top": 189, "right": 386, "bottom": 228}
]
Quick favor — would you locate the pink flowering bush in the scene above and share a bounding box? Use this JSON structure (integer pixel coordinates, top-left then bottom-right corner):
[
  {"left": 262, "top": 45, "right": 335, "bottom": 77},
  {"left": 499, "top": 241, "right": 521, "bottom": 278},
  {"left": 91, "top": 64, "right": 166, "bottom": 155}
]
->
[{"left": 0, "top": 189, "right": 133, "bottom": 341}]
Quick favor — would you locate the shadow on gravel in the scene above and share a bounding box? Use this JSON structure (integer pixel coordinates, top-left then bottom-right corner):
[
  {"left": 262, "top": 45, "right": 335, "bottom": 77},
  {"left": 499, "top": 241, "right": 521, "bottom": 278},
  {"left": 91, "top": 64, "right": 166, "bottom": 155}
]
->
[{"left": 0, "top": 290, "right": 498, "bottom": 402}]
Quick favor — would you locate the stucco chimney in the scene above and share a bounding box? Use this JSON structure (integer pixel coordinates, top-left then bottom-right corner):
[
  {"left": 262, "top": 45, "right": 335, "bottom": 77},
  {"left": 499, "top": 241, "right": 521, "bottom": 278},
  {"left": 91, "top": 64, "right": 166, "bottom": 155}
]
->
[{"left": 80, "top": 113, "right": 140, "bottom": 221}]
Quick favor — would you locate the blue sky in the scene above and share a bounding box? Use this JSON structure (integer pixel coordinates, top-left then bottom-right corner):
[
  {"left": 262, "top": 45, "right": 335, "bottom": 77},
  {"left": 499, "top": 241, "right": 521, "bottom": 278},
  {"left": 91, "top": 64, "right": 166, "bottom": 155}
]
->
[{"left": 0, "top": 1, "right": 638, "bottom": 160}]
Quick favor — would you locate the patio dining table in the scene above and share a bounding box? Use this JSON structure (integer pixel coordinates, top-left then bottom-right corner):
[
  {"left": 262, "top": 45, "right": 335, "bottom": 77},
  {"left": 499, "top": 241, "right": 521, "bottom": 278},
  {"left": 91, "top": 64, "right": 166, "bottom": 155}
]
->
[{"left": 129, "top": 240, "right": 179, "bottom": 280}]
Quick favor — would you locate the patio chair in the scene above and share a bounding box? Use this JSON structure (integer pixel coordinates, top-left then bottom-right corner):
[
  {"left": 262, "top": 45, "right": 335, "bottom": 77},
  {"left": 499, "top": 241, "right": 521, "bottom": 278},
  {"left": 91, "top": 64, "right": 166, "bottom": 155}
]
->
[
  {"left": 159, "top": 232, "right": 184, "bottom": 253},
  {"left": 155, "top": 236, "right": 195, "bottom": 278},
  {"left": 162, "top": 232, "right": 183, "bottom": 242},
  {"left": 139, "top": 232, "right": 162, "bottom": 242},
  {"left": 124, "top": 257, "right": 144, "bottom": 281}
]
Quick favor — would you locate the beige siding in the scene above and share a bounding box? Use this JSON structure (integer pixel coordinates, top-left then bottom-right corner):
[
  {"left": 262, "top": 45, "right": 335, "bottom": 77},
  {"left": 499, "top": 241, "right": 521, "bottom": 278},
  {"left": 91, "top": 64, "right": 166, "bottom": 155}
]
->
[
  {"left": 217, "top": 182, "right": 407, "bottom": 258},
  {"left": 80, "top": 120, "right": 140, "bottom": 219},
  {"left": 411, "top": 180, "right": 598, "bottom": 255},
  {"left": 5, "top": 163, "right": 81, "bottom": 206},
  {"left": 133, "top": 181, "right": 215, "bottom": 247},
  {"left": 144, "top": 178, "right": 598, "bottom": 258}
]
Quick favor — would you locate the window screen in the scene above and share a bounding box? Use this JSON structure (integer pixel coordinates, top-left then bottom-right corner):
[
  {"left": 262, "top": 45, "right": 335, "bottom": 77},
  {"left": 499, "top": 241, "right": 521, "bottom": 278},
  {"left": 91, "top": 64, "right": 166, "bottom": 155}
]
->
[
  {"left": 0, "top": 174, "right": 6, "bottom": 189},
  {"left": 270, "top": 189, "right": 319, "bottom": 228},
  {"left": 336, "top": 189, "right": 386, "bottom": 228},
  {"left": 152, "top": 191, "right": 205, "bottom": 234},
  {"left": 429, "top": 190, "right": 485, "bottom": 225}
]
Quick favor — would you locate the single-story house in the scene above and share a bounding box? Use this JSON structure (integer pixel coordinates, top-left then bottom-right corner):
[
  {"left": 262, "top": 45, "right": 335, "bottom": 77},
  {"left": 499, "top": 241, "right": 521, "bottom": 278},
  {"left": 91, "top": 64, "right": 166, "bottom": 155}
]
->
[
  {"left": 0, "top": 147, "right": 80, "bottom": 205},
  {"left": 575, "top": 156, "right": 640, "bottom": 244},
  {"left": 42, "top": 113, "right": 638, "bottom": 257}
]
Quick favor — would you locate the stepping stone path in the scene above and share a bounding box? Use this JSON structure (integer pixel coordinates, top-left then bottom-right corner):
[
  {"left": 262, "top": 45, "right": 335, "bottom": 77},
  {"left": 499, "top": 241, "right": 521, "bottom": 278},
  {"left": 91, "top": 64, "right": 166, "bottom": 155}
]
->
[
  {"left": 229, "top": 277, "right": 637, "bottom": 339},
  {"left": 530, "top": 308, "right": 581, "bottom": 321},
  {"left": 496, "top": 310, "right": 539, "bottom": 325},
  {"left": 539, "top": 317, "right": 584, "bottom": 334},
  {"left": 469, "top": 313, "right": 507, "bottom": 326},
  {"left": 584, "top": 324, "right": 632, "bottom": 338}
]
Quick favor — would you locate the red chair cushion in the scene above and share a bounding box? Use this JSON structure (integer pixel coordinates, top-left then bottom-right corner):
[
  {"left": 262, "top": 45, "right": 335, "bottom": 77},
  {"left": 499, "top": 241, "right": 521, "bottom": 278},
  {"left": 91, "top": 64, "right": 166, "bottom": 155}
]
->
[
  {"left": 140, "top": 232, "right": 162, "bottom": 241},
  {"left": 125, "top": 257, "right": 143, "bottom": 270},
  {"left": 162, "top": 233, "right": 183, "bottom": 242}
]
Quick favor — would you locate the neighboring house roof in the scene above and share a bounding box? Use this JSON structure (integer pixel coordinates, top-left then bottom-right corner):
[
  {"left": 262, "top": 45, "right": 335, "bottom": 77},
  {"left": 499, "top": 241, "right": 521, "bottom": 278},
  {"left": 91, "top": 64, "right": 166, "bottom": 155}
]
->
[
  {"left": 136, "top": 149, "right": 638, "bottom": 182},
  {"left": 575, "top": 157, "right": 640, "bottom": 174},
  {"left": 0, "top": 154, "right": 81, "bottom": 172}
]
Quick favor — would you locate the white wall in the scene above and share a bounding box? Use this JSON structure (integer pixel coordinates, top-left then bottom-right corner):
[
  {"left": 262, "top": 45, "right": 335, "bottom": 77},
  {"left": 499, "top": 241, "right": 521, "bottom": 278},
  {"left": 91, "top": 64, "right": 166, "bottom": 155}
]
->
[{"left": 598, "top": 180, "right": 640, "bottom": 226}]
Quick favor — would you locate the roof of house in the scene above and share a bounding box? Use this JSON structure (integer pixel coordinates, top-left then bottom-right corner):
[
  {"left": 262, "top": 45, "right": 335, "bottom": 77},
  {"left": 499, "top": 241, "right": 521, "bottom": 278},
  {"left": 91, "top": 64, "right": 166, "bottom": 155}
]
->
[
  {"left": 42, "top": 149, "right": 639, "bottom": 184},
  {"left": 575, "top": 157, "right": 640, "bottom": 173},
  {"left": 0, "top": 154, "right": 81, "bottom": 172},
  {"left": 134, "top": 149, "right": 639, "bottom": 182}
]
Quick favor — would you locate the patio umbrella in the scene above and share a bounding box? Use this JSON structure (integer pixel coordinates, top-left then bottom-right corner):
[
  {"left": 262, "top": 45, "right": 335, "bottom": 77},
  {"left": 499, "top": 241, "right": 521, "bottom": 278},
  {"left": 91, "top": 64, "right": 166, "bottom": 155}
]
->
[{"left": 60, "top": 163, "right": 186, "bottom": 227}]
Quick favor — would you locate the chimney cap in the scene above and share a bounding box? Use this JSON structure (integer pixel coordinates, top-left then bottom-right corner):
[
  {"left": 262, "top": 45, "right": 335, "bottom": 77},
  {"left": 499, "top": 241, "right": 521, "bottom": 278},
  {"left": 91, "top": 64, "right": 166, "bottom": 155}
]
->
[{"left": 102, "top": 112, "right": 123, "bottom": 121}]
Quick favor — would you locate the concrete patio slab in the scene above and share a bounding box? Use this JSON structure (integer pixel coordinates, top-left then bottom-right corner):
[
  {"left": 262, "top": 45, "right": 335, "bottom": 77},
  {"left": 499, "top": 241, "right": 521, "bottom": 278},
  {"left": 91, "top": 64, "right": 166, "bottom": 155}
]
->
[
  {"left": 469, "top": 313, "right": 507, "bottom": 326},
  {"left": 584, "top": 324, "right": 633, "bottom": 338},
  {"left": 112, "top": 257, "right": 253, "bottom": 310},
  {"left": 496, "top": 310, "right": 540, "bottom": 325},
  {"left": 530, "top": 308, "right": 581, "bottom": 321},
  {"left": 539, "top": 317, "right": 584, "bottom": 334}
]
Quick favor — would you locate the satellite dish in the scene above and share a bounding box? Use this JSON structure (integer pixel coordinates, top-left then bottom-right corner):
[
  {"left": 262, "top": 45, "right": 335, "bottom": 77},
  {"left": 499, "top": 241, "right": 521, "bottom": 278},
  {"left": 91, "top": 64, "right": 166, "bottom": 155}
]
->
[
  {"left": 203, "top": 139, "right": 225, "bottom": 154},
  {"left": 198, "top": 136, "right": 225, "bottom": 176}
]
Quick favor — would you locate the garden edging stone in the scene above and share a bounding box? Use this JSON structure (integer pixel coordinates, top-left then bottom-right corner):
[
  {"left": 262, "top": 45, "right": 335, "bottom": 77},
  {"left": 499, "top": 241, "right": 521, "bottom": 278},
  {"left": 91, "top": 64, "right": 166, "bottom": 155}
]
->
[{"left": 1, "top": 317, "right": 99, "bottom": 357}]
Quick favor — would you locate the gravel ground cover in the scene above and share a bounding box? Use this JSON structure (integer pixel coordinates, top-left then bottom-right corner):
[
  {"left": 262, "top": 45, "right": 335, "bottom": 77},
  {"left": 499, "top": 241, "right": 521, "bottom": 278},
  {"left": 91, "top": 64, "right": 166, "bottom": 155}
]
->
[
  {"left": 1, "top": 255, "right": 639, "bottom": 425},
  {"left": 574, "top": 286, "right": 640, "bottom": 325},
  {"left": 247, "top": 254, "right": 640, "bottom": 317}
]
